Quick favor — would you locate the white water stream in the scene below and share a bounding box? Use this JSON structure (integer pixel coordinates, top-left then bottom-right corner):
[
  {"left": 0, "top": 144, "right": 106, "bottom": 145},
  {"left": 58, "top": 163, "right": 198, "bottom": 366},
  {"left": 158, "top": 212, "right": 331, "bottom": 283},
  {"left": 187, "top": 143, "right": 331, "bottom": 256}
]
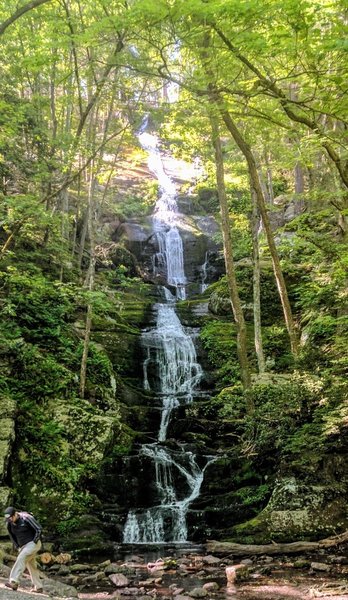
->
[
  {"left": 138, "top": 126, "right": 186, "bottom": 300},
  {"left": 123, "top": 122, "right": 213, "bottom": 543}
]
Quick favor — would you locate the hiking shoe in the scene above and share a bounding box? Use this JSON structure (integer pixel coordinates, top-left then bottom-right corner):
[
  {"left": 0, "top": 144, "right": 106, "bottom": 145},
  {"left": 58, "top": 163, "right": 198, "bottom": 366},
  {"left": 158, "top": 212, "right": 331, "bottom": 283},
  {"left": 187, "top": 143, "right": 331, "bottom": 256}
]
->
[{"left": 5, "top": 581, "right": 18, "bottom": 590}]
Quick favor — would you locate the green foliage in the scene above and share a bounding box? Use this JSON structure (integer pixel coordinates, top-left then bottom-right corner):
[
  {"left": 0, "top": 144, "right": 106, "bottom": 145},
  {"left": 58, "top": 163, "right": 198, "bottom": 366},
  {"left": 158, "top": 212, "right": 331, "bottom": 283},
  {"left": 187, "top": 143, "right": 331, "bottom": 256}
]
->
[
  {"left": 263, "top": 325, "right": 294, "bottom": 371},
  {"left": 277, "top": 210, "right": 348, "bottom": 377},
  {"left": 56, "top": 516, "right": 85, "bottom": 536},
  {"left": 14, "top": 396, "right": 73, "bottom": 490},
  {"left": 0, "top": 91, "right": 50, "bottom": 195},
  {"left": 200, "top": 319, "right": 241, "bottom": 388},
  {"left": 0, "top": 269, "right": 75, "bottom": 348},
  {"left": 76, "top": 342, "right": 116, "bottom": 408},
  {"left": 235, "top": 484, "right": 271, "bottom": 508},
  {"left": 113, "top": 186, "right": 157, "bottom": 219},
  {"left": 238, "top": 380, "right": 302, "bottom": 460},
  {"left": 11, "top": 344, "right": 74, "bottom": 398},
  {"left": 228, "top": 372, "right": 348, "bottom": 481},
  {"left": 215, "top": 384, "right": 246, "bottom": 420}
]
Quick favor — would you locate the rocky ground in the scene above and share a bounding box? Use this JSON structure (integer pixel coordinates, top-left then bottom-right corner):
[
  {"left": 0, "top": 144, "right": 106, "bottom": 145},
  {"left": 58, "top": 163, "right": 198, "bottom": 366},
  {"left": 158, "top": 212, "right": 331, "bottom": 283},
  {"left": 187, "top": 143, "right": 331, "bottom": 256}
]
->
[{"left": 2, "top": 549, "right": 348, "bottom": 600}]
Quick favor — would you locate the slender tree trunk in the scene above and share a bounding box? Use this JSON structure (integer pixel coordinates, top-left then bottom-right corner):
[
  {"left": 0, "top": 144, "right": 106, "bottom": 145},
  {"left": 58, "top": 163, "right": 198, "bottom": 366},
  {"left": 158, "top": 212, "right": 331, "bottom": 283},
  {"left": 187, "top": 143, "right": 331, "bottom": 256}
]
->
[
  {"left": 210, "top": 113, "right": 252, "bottom": 394},
  {"left": 71, "top": 167, "right": 81, "bottom": 258},
  {"left": 250, "top": 188, "right": 266, "bottom": 374},
  {"left": 221, "top": 109, "right": 299, "bottom": 357},
  {"left": 264, "top": 151, "right": 274, "bottom": 204},
  {"left": 80, "top": 172, "right": 96, "bottom": 399},
  {"left": 289, "top": 84, "right": 306, "bottom": 198},
  {"left": 59, "top": 188, "right": 69, "bottom": 281},
  {"left": 62, "top": 0, "right": 83, "bottom": 118},
  {"left": 294, "top": 163, "right": 305, "bottom": 194}
]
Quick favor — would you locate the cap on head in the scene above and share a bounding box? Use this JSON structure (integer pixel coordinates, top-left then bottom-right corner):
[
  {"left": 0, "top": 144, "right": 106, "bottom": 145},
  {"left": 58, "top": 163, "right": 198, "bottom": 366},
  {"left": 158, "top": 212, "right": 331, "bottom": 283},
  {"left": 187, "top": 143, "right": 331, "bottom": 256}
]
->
[{"left": 4, "top": 506, "right": 16, "bottom": 520}]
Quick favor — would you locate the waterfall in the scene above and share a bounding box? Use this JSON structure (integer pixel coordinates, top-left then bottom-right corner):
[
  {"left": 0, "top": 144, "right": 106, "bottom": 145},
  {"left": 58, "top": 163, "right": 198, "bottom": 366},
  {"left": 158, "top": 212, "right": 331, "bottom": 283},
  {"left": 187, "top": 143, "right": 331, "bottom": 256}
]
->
[
  {"left": 200, "top": 251, "right": 209, "bottom": 293},
  {"left": 138, "top": 127, "right": 186, "bottom": 300},
  {"left": 142, "top": 304, "right": 202, "bottom": 441},
  {"left": 123, "top": 122, "right": 213, "bottom": 544},
  {"left": 124, "top": 446, "right": 214, "bottom": 543}
]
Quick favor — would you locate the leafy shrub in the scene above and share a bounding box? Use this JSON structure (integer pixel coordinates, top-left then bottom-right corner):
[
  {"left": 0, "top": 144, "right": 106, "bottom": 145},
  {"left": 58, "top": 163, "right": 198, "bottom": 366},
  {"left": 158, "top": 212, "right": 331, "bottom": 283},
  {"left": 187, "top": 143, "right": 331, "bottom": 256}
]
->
[
  {"left": 235, "top": 483, "right": 271, "bottom": 508},
  {"left": 0, "top": 270, "right": 75, "bottom": 348},
  {"left": 10, "top": 343, "right": 75, "bottom": 399}
]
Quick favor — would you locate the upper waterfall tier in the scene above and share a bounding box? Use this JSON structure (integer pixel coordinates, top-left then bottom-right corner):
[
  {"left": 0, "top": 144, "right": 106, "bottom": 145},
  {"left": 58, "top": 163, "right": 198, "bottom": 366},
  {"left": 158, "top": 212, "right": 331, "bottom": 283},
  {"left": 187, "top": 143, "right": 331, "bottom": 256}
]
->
[{"left": 138, "top": 128, "right": 186, "bottom": 299}]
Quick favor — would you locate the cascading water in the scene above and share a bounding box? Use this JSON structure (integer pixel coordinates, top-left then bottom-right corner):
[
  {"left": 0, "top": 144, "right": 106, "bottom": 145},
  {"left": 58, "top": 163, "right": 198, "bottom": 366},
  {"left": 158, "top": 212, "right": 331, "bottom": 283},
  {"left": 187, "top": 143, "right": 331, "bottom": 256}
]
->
[
  {"left": 200, "top": 252, "right": 209, "bottom": 293},
  {"left": 123, "top": 122, "right": 213, "bottom": 544},
  {"left": 138, "top": 124, "right": 186, "bottom": 300},
  {"left": 143, "top": 303, "right": 202, "bottom": 442}
]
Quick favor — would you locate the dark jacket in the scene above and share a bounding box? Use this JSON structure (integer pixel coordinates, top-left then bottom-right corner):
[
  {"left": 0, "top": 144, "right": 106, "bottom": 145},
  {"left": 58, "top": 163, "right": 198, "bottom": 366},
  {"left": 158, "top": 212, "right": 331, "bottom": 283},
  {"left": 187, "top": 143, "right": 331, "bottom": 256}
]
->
[{"left": 7, "top": 511, "right": 42, "bottom": 549}]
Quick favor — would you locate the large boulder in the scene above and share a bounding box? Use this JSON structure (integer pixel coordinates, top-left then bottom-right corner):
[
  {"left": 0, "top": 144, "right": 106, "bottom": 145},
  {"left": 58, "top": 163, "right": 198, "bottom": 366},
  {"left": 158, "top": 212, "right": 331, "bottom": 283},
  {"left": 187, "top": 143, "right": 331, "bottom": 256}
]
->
[
  {"left": 0, "top": 487, "right": 13, "bottom": 539},
  {"left": 232, "top": 476, "right": 348, "bottom": 543},
  {"left": 268, "top": 194, "right": 306, "bottom": 230},
  {"left": 50, "top": 399, "right": 119, "bottom": 466}
]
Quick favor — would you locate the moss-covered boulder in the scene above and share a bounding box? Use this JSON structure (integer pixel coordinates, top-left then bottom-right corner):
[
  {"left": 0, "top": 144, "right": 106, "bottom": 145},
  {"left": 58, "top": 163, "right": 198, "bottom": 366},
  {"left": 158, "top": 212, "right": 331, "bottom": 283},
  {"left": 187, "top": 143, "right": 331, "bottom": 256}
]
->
[
  {"left": 57, "top": 513, "right": 114, "bottom": 557},
  {"left": 12, "top": 396, "right": 123, "bottom": 527},
  {"left": 50, "top": 399, "right": 120, "bottom": 465},
  {"left": 232, "top": 477, "right": 348, "bottom": 543}
]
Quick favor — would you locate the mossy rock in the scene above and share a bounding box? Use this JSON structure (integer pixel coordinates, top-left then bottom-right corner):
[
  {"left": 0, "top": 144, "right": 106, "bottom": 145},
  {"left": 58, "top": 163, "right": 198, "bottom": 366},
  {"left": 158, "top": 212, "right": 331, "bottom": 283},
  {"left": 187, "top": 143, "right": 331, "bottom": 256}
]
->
[
  {"left": 0, "top": 487, "right": 13, "bottom": 538},
  {"left": 231, "top": 477, "right": 348, "bottom": 543},
  {"left": 0, "top": 399, "right": 16, "bottom": 480},
  {"left": 50, "top": 399, "right": 120, "bottom": 465},
  {"left": 0, "top": 395, "right": 16, "bottom": 418},
  {"left": 58, "top": 514, "right": 114, "bottom": 556}
]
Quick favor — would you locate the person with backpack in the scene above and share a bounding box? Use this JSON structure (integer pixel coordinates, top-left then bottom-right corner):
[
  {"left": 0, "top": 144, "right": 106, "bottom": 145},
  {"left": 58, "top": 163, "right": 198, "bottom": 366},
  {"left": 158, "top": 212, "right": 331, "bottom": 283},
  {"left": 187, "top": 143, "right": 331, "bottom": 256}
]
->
[{"left": 3, "top": 506, "right": 43, "bottom": 593}]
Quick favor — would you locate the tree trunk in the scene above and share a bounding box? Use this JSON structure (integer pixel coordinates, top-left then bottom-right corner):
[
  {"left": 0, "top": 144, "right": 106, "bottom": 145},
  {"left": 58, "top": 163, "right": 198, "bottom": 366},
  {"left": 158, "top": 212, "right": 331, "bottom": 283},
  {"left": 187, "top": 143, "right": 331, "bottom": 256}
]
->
[
  {"left": 250, "top": 188, "right": 266, "bottom": 374},
  {"left": 210, "top": 113, "right": 252, "bottom": 394},
  {"left": 221, "top": 109, "right": 299, "bottom": 357},
  {"left": 294, "top": 162, "right": 305, "bottom": 194},
  {"left": 264, "top": 151, "right": 274, "bottom": 204},
  {"left": 59, "top": 188, "right": 69, "bottom": 282},
  {"left": 79, "top": 173, "right": 96, "bottom": 399}
]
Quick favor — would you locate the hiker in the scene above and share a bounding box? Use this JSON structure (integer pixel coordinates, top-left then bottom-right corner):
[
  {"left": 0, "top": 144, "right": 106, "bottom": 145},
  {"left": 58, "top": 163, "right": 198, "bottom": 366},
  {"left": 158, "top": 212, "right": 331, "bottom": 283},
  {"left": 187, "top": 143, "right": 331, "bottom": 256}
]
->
[{"left": 4, "top": 506, "right": 43, "bottom": 593}]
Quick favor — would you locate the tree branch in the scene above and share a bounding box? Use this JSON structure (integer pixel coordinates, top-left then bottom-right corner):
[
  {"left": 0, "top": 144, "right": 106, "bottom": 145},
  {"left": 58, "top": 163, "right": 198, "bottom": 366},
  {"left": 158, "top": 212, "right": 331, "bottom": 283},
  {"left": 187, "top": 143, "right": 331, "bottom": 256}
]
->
[
  {"left": 212, "top": 23, "right": 348, "bottom": 189},
  {"left": 0, "top": 0, "right": 53, "bottom": 36}
]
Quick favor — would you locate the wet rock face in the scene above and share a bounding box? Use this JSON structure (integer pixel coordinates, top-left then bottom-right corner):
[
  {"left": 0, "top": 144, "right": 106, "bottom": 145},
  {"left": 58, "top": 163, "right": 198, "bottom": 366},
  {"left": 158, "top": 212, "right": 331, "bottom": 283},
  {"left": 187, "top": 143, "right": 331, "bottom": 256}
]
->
[
  {"left": 113, "top": 219, "right": 154, "bottom": 263},
  {"left": 112, "top": 213, "right": 224, "bottom": 294}
]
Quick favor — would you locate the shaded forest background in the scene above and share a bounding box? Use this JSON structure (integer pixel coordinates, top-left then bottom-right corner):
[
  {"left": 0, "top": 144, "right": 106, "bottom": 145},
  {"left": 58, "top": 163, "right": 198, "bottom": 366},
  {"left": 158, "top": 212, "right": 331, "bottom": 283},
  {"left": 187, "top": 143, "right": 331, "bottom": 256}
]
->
[{"left": 0, "top": 0, "right": 347, "bottom": 548}]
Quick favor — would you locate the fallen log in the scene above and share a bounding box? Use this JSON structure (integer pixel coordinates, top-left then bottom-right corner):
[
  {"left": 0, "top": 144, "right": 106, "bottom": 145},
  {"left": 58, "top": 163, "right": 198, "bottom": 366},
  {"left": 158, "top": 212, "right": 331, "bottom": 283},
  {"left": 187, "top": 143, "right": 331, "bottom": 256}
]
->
[{"left": 206, "top": 529, "right": 348, "bottom": 556}]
